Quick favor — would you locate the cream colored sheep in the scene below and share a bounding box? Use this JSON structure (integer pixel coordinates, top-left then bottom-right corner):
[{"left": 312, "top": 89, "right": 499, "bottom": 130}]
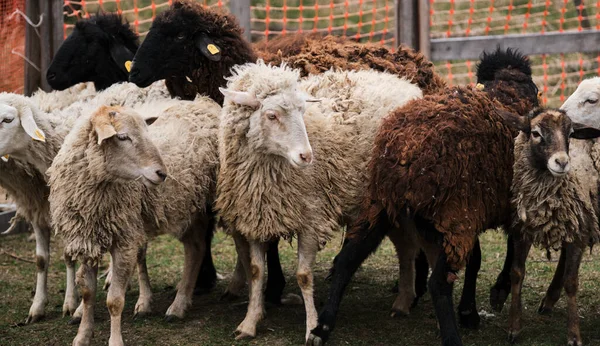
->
[
  {"left": 49, "top": 98, "right": 220, "bottom": 346},
  {"left": 216, "top": 61, "right": 422, "bottom": 341}
]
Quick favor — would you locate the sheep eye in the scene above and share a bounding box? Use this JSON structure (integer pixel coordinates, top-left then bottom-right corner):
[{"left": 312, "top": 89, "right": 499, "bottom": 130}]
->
[
  {"left": 116, "top": 133, "right": 131, "bottom": 141},
  {"left": 586, "top": 99, "right": 598, "bottom": 105},
  {"left": 531, "top": 131, "right": 542, "bottom": 139},
  {"left": 265, "top": 111, "right": 278, "bottom": 121},
  {"left": 2, "top": 117, "right": 14, "bottom": 124}
]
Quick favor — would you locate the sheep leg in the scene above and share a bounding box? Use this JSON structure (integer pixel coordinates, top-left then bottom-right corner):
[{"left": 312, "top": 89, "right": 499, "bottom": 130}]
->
[
  {"left": 307, "top": 208, "right": 390, "bottom": 346},
  {"left": 26, "top": 223, "right": 50, "bottom": 324},
  {"left": 564, "top": 243, "right": 583, "bottom": 346},
  {"left": 387, "top": 227, "right": 418, "bottom": 317},
  {"left": 221, "top": 255, "right": 246, "bottom": 301},
  {"left": 297, "top": 234, "right": 319, "bottom": 341},
  {"left": 103, "top": 257, "right": 113, "bottom": 291},
  {"left": 166, "top": 226, "right": 205, "bottom": 320},
  {"left": 457, "top": 238, "right": 481, "bottom": 329},
  {"left": 265, "top": 238, "right": 288, "bottom": 305},
  {"left": 507, "top": 237, "right": 532, "bottom": 343},
  {"left": 235, "top": 239, "right": 267, "bottom": 340},
  {"left": 106, "top": 248, "right": 136, "bottom": 346},
  {"left": 414, "top": 250, "right": 430, "bottom": 306},
  {"left": 538, "top": 247, "right": 567, "bottom": 315},
  {"left": 134, "top": 243, "right": 152, "bottom": 318},
  {"left": 72, "top": 263, "right": 98, "bottom": 346},
  {"left": 490, "top": 234, "right": 514, "bottom": 312},
  {"left": 63, "top": 252, "right": 80, "bottom": 318},
  {"left": 423, "top": 245, "right": 462, "bottom": 346},
  {"left": 194, "top": 209, "right": 217, "bottom": 295}
]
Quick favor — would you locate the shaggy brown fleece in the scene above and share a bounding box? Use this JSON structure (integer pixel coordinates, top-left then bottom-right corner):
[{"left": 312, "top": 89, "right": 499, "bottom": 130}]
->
[{"left": 256, "top": 33, "right": 446, "bottom": 95}]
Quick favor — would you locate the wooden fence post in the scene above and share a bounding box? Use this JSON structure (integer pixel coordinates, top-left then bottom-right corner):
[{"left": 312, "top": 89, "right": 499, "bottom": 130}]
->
[
  {"left": 396, "top": 0, "right": 430, "bottom": 57},
  {"left": 24, "top": 0, "right": 40, "bottom": 96},
  {"left": 230, "top": 0, "right": 251, "bottom": 42}
]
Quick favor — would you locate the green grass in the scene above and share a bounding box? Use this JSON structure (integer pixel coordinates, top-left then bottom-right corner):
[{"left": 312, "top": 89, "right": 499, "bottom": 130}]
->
[{"left": 3, "top": 230, "right": 600, "bottom": 345}]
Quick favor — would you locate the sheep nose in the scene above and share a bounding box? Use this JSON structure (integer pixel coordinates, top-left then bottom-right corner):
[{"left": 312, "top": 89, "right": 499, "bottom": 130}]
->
[
  {"left": 299, "top": 152, "right": 313, "bottom": 164},
  {"left": 555, "top": 157, "right": 569, "bottom": 170},
  {"left": 156, "top": 170, "right": 167, "bottom": 181},
  {"left": 47, "top": 72, "right": 56, "bottom": 81}
]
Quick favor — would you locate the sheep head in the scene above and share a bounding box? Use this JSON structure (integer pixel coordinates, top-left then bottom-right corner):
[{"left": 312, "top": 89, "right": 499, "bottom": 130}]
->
[
  {"left": 500, "top": 108, "right": 600, "bottom": 177},
  {"left": 47, "top": 13, "right": 138, "bottom": 91},
  {"left": 561, "top": 77, "right": 600, "bottom": 129},
  {"left": 129, "top": 0, "right": 256, "bottom": 103},
  {"left": 0, "top": 94, "right": 45, "bottom": 159},
  {"left": 90, "top": 105, "right": 166, "bottom": 187}
]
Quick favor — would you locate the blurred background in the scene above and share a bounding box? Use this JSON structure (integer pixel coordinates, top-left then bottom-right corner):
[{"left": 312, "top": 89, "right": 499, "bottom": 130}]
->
[{"left": 1, "top": 0, "right": 599, "bottom": 107}]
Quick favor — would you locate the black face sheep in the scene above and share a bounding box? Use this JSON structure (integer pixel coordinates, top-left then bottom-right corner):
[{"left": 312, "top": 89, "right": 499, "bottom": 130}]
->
[
  {"left": 48, "top": 98, "right": 220, "bottom": 346},
  {"left": 47, "top": 13, "right": 138, "bottom": 91},
  {"left": 502, "top": 108, "right": 600, "bottom": 345},
  {"left": 306, "top": 48, "right": 540, "bottom": 346},
  {"left": 216, "top": 61, "right": 421, "bottom": 341}
]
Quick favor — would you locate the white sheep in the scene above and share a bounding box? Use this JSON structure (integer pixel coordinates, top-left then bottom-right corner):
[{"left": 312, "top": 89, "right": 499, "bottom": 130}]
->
[
  {"left": 0, "top": 80, "right": 170, "bottom": 323},
  {"left": 501, "top": 108, "right": 600, "bottom": 346},
  {"left": 216, "top": 61, "right": 422, "bottom": 341},
  {"left": 48, "top": 98, "right": 220, "bottom": 346}
]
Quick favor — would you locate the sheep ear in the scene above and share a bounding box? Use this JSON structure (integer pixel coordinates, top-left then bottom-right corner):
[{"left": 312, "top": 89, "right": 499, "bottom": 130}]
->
[
  {"left": 498, "top": 110, "right": 530, "bottom": 133},
  {"left": 19, "top": 106, "right": 46, "bottom": 142},
  {"left": 195, "top": 33, "right": 222, "bottom": 62},
  {"left": 109, "top": 42, "right": 135, "bottom": 74},
  {"left": 145, "top": 117, "right": 158, "bottom": 126},
  {"left": 91, "top": 109, "right": 118, "bottom": 145},
  {"left": 571, "top": 122, "right": 600, "bottom": 139},
  {"left": 219, "top": 88, "right": 260, "bottom": 107}
]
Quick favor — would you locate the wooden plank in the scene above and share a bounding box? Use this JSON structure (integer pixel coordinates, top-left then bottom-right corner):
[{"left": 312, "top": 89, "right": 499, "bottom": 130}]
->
[
  {"left": 229, "top": 0, "right": 251, "bottom": 42},
  {"left": 396, "top": 0, "right": 418, "bottom": 49},
  {"left": 39, "top": 0, "right": 52, "bottom": 91},
  {"left": 418, "top": 0, "right": 430, "bottom": 59},
  {"left": 430, "top": 31, "right": 600, "bottom": 61},
  {"left": 51, "top": 0, "right": 64, "bottom": 56},
  {"left": 24, "top": 0, "right": 41, "bottom": 96}
]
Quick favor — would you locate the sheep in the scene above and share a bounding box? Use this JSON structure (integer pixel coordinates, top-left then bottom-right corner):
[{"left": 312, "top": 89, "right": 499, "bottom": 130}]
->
[
  {"left": 500, "top": 108, "right": 600, "bottom": 345},
  {"left": 48, "top": 99, "right": 220, "bottom": 346},
  {"left": 46, "top": 13, "right": 138, "bottom": 91},
  {"left": 306, "top": 48, "right": 540, "bottom": 346},
  {"left": 256, "top": 32, "right": 446, "bottom": 95},
  {"left": 216, "top": 61, "right": 422, "bottom": 341},
  {"left": 0, "top": 81, "right": 171, "bottom": 323}
]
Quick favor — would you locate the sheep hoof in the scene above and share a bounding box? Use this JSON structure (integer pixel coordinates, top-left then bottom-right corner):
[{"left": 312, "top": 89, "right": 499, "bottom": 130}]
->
[
  {"left": 458, "top": 309, "right": 480, "bottom": 329},
  {"left": 307, "top": 324, "right": 330, "bottom": 345},
  {"left": 68, "top": 317, "right": 81, "bottom": 325},
  {"left": 164, "top": 314, "right": 182, "bottom": 323},
  {"left": 280, "top": 293, "right": 303, "bottom": 306},
  {"left": 537, "top": 298, "right": 553, "bottom": 315},
  {"left": 390, "top": 308, "right": 409, "bottom": 318},
  {"left": 507, "top": 330, "right": 520, "bottom": 344},
  {"left": 490, "top": 285, "right": 509, "bottom": 312},
  {"left": 25, "top": 313, "right": 43, "bottom": 324},
  {"left": 568, "top": 338, "right": 583, "bottom": 346},
  {"left": 133, "top": 311, "right": 149, "bottom": 320},
  {"left": 233, "top": 330, "right": 255, "bottom": 340},
  {"left": 306, "top": 333, "right": 324, "bottom": 346},
  {"left": 220, "top": 291, "right": 242, "bottom": 302}
]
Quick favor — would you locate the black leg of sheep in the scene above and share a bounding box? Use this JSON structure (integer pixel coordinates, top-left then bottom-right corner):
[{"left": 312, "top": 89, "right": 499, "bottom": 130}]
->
[
  {"left": 489, "top": 234, "right": 515, "bottom": 311},
  {"left": 413, "top": 250, "right": 430, "bottom": 307},
  {"left": 457, "top": 239, "right": 481, "bottom": 329},
  {"left": 194, "top": 210, "right": 217, "bottom": 295},
  {"left": 428, "top": 252, "right": 462, "bottom": 346},
  {"left": 265, "top": 238, "right": 287, "bottom": 305}
]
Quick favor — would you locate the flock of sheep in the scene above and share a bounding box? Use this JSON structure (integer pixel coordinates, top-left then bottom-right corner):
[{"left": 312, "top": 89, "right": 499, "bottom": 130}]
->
[{"left": 2, "top": 1, "right": 600, "bottom": 345}]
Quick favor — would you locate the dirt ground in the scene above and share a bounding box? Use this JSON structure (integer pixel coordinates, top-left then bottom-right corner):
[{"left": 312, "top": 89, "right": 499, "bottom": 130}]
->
[{"left": 2, "top": 230, "right": 600, "bottom": 346}]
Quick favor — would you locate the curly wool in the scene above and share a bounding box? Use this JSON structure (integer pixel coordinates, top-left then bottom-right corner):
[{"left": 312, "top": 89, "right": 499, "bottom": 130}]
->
[
  {"left": 49, "top": 97, "right": 220, "bottom": 263},
  {"left": 216, "top": 62, "right": 422, "bottom": 245},
  {"left": 256, "top": 33, "right": 445, "bottom": 95},
  {"left": 30, "top": 82, "right": 97, "bottom": 112},
  {"left": 512, "top": 134, "right": 600, "bottom": 249}
]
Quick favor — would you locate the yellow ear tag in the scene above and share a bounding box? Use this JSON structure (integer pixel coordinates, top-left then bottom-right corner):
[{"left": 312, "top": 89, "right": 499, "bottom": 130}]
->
[
  {"left": 34, "top": 129, "right": 45, "bottom": 142},
  {"left": 207, "top": 44, "right": 220, "bottom": 55},
  {"left": 475, "top": 83, "right": 485, "bottom": 91},
  {"left": 1, "top": 155, "right": 8, "bottom": 162},
  {"left": 125, "top": 61, "right": 132, "bottom": 73}
]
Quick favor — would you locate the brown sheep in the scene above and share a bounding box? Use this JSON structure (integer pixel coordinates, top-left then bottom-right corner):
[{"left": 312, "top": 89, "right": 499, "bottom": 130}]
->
[{"left": 307, "top": 48, "right": 540, "bottom": 346}]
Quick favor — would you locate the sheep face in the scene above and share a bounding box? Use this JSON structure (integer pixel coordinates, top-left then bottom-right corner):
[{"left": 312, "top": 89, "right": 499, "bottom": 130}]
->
[
  {"left": 222, "top": 88, "right": 314, "bottom": 168},
  {"left": 47, "top": 15, "right": 136, "bottom": 91},
  {"left": 561, "top": 77, "right": 600, "bottom": 128},
  {"left": 130, "top": 1, "right": 227, "bottom": 88},
  {"left": 500, "top": 108, "right": 600, "bottom": 176},
  {"left": 0, "top": 96, "right": 45, "bottom": 157},
  {"left": 91, "top": 106, "right": 167, "bottom": 187}
]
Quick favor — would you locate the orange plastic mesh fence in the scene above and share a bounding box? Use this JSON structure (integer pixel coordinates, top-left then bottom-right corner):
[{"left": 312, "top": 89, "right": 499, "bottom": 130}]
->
[
  {"left": 0, "top": 0, "right": 26, "bottom": 93},
  {"left": 431, "top": 0, "right": 600, "bottom": 107}
]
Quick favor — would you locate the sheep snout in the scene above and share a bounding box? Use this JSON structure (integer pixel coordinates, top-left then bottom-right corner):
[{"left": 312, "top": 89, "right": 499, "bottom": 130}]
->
[{"left": 547, "top": 152, "right": 570, "bottom": 176}]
